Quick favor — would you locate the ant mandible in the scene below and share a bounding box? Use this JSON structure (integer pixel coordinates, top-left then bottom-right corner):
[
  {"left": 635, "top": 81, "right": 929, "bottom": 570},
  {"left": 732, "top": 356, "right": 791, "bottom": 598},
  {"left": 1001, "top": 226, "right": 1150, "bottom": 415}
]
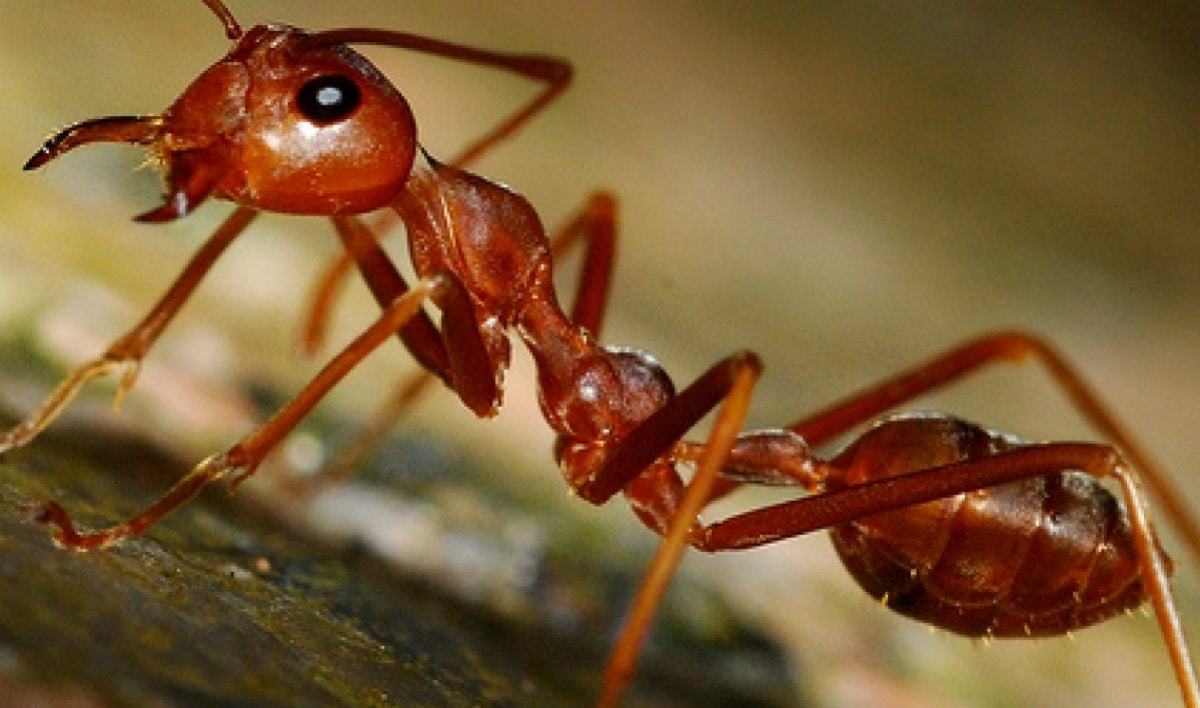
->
[{"left": 5, "top": 1, "right": 1199, "bottom": 705}]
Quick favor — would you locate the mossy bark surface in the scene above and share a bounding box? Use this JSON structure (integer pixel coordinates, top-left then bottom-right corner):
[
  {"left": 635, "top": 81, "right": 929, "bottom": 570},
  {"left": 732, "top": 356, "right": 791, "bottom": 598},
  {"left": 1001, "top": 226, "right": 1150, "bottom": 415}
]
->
[{"left": 0, "top": 406, "right": 797, "bottom": 707}]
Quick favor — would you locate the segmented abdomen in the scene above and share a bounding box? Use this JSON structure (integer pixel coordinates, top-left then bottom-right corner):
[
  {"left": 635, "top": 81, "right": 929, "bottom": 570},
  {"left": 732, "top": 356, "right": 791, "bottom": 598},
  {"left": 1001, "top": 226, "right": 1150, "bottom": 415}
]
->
[{"left": 828, "top": 414, "right": 1148, "bottom": 637}]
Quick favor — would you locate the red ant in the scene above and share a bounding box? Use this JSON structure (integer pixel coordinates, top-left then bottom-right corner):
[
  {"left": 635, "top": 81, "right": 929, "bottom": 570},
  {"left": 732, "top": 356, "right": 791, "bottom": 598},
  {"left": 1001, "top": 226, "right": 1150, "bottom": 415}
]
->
[{"left": 5, "top": 1, "right": 1199, "bottom": 705}]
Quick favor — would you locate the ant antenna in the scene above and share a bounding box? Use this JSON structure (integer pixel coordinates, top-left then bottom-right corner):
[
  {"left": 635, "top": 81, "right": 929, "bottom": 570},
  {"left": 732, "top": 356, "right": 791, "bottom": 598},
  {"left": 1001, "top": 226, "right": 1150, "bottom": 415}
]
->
[{"left": 201, "top": 0, "right": 242, "bottom": 40}]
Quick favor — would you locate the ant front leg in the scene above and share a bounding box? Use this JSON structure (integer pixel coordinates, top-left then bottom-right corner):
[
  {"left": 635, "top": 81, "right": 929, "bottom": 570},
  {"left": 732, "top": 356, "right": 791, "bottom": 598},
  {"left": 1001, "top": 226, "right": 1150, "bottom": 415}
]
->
[
  {"left": 28, "top": 276, "right": 444, "bottom": 550},
  {"left": 0, "top": 207, "right": 257, "bottom": 454},
  {"left": 281, "top": 213, "right": 450, "bottom": 493}
]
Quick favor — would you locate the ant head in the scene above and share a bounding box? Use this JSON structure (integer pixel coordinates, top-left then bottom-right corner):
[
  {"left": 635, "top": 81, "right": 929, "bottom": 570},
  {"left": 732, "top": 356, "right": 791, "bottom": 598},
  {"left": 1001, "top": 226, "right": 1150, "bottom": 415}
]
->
[
  {"left": 157, "top": 24, "right": 420, "bottom": 219},
  {"left": 26, "top": 8, "right": 418, "bottom": 222}
]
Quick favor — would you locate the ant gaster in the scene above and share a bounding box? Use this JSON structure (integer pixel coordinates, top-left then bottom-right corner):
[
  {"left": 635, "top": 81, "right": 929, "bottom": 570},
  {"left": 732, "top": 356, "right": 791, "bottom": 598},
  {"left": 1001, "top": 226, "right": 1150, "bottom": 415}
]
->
[{"left": 5, "top": 2, "right": 1199, "bottom": 705}]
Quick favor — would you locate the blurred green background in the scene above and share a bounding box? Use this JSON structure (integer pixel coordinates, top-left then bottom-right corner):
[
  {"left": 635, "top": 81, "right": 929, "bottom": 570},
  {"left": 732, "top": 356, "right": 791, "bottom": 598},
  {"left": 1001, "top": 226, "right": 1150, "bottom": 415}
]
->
[{"left": 0, "top": 1, "right": 1198, "bottom": 706}]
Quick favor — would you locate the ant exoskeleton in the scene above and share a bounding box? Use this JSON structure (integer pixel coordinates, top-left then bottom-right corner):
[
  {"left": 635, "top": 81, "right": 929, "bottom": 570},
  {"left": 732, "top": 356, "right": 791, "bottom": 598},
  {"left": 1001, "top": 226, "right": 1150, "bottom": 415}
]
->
[{"left": 4, "top": 1, "right": 1199, "bottom": 705}]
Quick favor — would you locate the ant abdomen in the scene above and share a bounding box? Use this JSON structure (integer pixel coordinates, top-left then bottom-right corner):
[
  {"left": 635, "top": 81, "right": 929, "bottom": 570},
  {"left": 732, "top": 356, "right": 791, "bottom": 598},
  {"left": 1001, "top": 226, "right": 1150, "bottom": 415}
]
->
[{"left": 830, "top": 413, "right": 1150, "bottom": 636}]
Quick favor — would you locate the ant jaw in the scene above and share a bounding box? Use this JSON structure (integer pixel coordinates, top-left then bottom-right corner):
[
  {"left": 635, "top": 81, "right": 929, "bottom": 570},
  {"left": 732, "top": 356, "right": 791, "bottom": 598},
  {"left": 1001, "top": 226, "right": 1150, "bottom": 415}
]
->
[
  {"left": 134, "top": 188, "right": 202, "bottom": 223},
  {"left": 24, "top": 115, "right": 162, "bottom": 171},
  {"left": 23, "top": 114, "right": 228, "bottom": 223},
  {"left": 133, "top": 149, "right": 226, "bottom": 223}
]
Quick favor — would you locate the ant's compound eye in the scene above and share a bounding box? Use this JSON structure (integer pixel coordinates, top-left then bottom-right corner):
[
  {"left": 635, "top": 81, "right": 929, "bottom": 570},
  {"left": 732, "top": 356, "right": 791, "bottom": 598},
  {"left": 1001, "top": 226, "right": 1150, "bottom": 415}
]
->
[{"left": 296, "top": 75, "right": 362, "bottom": 124}]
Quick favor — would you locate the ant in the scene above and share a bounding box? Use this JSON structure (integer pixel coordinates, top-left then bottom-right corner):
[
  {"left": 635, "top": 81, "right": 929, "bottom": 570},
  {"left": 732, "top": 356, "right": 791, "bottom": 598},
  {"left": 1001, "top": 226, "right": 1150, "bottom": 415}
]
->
[{"left": 4, "top": 1, "right": 1199, "bottom": 705}]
